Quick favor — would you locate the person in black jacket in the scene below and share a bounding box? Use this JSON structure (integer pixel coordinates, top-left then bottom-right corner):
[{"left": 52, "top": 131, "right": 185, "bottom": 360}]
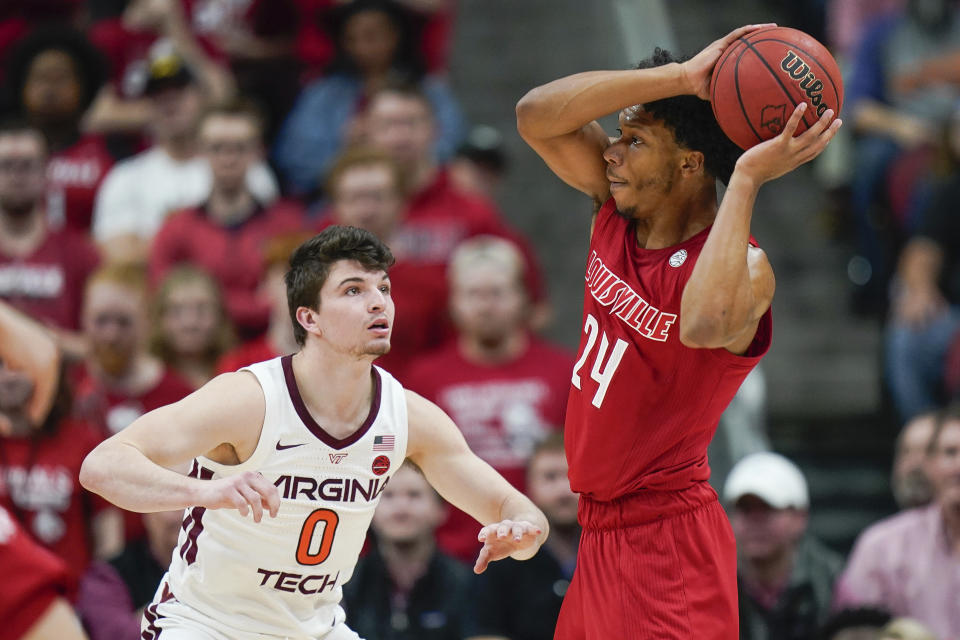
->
[{"left": 343, "top": 460, "right": 471, "bottom": 640}]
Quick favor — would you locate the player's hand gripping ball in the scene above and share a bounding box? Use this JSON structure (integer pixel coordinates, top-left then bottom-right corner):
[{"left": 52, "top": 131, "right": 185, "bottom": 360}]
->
[{"left": 709, "top": 26, "right": 843, "bottom": 150}]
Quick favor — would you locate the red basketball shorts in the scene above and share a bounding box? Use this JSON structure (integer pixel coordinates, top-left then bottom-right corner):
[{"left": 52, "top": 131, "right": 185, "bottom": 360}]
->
[{"left": 554, "top": 482, "right": 738, "bottom": 640}]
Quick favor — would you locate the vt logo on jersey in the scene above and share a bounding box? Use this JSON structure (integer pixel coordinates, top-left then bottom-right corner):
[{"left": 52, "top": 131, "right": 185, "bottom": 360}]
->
[{"left": 328, "top": 453, "right": 348, "bottom": 464}]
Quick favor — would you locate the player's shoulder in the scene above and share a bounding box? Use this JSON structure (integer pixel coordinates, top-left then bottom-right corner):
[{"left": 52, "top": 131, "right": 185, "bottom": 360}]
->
[{"left": 188, "top": 370, "right": 265, "bottom": 412}]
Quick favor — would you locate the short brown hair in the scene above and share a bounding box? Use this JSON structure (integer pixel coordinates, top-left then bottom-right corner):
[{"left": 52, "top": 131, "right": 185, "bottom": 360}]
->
[
  {"left": 325, "top": 146, "right": 407, "bottom": 199},
  {"left": 85, "top": 262, "right": 148, "bottom": 299},
  {"left": 198, "top": 97, "right": 266, "bottom": 142},
  {"left": 285, "top": 226, "right": 395, "bottom": 346}
]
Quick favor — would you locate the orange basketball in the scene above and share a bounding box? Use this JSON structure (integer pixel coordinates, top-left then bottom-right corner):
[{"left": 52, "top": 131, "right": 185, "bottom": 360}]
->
[{"left": 709, "top": 26, "right": 843, "bottom": 150}]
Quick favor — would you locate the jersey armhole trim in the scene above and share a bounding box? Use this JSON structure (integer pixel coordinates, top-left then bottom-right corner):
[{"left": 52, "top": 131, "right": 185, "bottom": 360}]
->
[{"left": 196, "top": 369, "right": 273, "bottom": 474}]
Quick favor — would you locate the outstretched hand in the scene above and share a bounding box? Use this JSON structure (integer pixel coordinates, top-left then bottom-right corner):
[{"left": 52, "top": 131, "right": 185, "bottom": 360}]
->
[
  {"left": 473, "top": 519, "right": 543, "bottom": 574},
  {"left": 734, "top": 102, "right": 842, "bottom": 186},
  {"left": 681, "top": 23, "right": 777, "bottom": 100}
]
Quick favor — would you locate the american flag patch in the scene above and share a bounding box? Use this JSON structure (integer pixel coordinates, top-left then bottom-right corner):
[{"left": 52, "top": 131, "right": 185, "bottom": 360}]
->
[{"left": 373, "top": 435, "right": 395, "bottom": 451}]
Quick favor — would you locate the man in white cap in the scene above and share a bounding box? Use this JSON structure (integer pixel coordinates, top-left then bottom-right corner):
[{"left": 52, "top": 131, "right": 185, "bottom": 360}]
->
[{"left": 724, "top": 452, "right": 844, "bottom": 640}]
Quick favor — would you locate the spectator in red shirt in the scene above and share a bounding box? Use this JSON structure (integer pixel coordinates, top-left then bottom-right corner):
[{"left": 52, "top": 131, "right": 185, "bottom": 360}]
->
[
  {"left": 216, "top": 231, "right": 310, "bottom": 374},
  {"left": 0, "top": 120, "right": 100, "bottom": 358},
  {"left": 405, "top": 235, "right": 574, "bottom": 561},
  {"left": 319, "top": 146, "right": 450, "bottom": 380},
  {"left": 150, "top": 264, "right": 235, "bottom": 389},
  {"left": 73, "top": 263, "right": 193, "bottom": 437},
  {"left": 0, "top": 505, "right": 88, "bottom": 640},
  {"left": 0, "top": 300, "right": 123, "bottom": 583},
  {"left": 73, "top": 262, "right": 193, "bottom": 542},
  {"left": 149, "top": 101, "right": 305, "bottom": 337},
  {"left": 362, "top": 82, "right": 551, "bottom": 325},
  {"left": 5, "top": 27, "right": 115, "bottom": 234}
]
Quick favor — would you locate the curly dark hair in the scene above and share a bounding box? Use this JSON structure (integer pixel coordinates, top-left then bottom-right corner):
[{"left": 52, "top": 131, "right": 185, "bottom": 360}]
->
[
  {"left": 635, "top": 47, "right": 741, "bottom": 185},
  {"left": 286, "top": 226, "right": 396, "bottom": 346},
  {"left": 4, "top": 26, "right": 107, "bottom": 117}
]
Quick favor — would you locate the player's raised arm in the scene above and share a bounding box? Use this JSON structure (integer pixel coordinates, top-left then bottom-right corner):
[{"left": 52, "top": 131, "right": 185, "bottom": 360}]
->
[
  {"left": 680, "top": 103, "right": 842, "bottom": 353},
  {"left": 404, "top": 389, "right": 548, "bottom": 574},
  {"left": 79, "top": 371, "right": 280, "bottom": 520},
  {"left": 516, "top": 23, "right": 775, "bottom": 202}
]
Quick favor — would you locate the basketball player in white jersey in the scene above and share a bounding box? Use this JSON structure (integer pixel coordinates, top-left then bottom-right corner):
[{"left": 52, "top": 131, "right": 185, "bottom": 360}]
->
[{"left": 79, "top": 226, "right": 549, "bottom": 640}]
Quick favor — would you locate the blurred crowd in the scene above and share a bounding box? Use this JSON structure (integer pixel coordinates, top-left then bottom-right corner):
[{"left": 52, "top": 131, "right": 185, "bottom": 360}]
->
[{"left": 0, "top": 0, "right": 958, "bottom": 639}]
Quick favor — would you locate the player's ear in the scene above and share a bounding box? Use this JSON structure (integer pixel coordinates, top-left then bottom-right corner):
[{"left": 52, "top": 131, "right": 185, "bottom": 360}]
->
[
  {"left": 295, "top": 306, "right": 322, "bottom": 339},
  {"left": 679, "top": 150, "right": 704, "bottom": 177}
]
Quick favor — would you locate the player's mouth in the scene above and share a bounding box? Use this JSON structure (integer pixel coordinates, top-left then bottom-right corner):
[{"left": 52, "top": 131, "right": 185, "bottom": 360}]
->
[
  {"left": 367, "top": 318, "right": 390, "bottom": 336},
  {"left": 607, "top": 172, "right": 626, "bottom": 188}
]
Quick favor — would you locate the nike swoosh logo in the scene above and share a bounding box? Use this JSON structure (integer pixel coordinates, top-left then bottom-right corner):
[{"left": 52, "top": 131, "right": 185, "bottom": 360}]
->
[{"left": 276, "top": 442, "right": 306, "bottom": 451}]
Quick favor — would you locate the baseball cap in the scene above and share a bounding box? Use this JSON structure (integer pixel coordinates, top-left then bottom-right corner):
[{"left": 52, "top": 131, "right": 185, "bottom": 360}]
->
[
  {"left": 723, "top": 451, "right": 809, "bottom": 509},
  {"left": 455, "top": 125, "right": 506, "bottom": 172},
  {"left": 143, "top": 41, "right": 194, "bottom": 96}
]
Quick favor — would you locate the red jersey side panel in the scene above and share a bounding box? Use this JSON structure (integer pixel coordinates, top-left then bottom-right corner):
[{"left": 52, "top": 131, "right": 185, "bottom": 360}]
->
[{"left": 565, "top": 198, "right": 771, "bottom": 501}]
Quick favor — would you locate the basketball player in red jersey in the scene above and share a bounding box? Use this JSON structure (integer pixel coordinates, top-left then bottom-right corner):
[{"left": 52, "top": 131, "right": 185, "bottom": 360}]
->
[{"left": 516, "top": 25, "right": 842, "bottom": 639}]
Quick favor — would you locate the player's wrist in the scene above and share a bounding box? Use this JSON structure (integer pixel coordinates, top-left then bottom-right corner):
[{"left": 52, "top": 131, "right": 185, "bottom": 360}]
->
[{"left": 727, "top": 165, "right": 763, "bottom": 191}]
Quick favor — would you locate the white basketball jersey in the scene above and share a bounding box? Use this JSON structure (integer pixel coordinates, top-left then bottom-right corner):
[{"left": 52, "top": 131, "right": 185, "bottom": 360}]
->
[{"left": 164, "top": 356, "right": 408, "bottom": 639}]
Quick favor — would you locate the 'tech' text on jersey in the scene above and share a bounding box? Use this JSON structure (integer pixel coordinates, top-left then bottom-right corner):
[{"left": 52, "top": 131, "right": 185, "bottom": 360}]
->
[
  {"left": 565, "top": 199, "right": 771, "bottom": 501},
  {"left": 160, "top": 356, "right": 408, "bottom": 639}
]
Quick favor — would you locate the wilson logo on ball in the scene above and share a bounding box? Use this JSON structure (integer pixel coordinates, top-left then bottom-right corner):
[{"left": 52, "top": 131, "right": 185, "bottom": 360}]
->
[{"left": 780, "top": 51, "right": 831, "bottom": 116}]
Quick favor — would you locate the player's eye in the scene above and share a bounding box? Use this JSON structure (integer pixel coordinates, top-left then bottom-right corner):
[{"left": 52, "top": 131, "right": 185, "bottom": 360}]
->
[
  {"left": 379, "top": 285, "right": 391, "bottom": 294},
  {"left": 346, "top": 287, "right": 359, "bottom": 295},
  {"left": 631, "top": 136, "right": 642, "bottom": 146}
]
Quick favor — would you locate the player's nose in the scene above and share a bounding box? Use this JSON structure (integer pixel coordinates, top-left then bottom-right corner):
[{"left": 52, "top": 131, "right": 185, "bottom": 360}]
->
[{"left": 602, "top": 143, "right": 622, "bottom": 165}]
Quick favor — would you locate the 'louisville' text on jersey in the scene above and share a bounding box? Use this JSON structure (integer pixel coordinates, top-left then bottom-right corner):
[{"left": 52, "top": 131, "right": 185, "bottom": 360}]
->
[
  {"left": 273, "top": 475, "right": 389, "bottom": 503},
  {"left": 585, "top": 251, "right": 677, "bottom": 341}
]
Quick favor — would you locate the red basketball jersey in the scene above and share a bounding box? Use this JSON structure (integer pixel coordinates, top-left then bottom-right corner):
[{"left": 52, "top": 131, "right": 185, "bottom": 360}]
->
[{"left": 565, "top": 198, "right": 771, "bottom": 501}]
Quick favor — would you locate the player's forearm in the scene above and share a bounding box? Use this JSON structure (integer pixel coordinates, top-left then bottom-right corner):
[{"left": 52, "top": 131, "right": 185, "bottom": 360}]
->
[
  {"left": 80, "top": 440, "right": 206, "bottom": 513},
  {"left": 680, "top": 173, "right": 759, "bottom": 346},
  {"left": 516, "top": 64, "right": 689, "bottom": 139}
]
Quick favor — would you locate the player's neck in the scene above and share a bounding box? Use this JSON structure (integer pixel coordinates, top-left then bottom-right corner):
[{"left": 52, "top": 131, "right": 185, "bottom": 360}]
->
[
  {"left": 290, "top": 347, "right": 376, "bottom": 437},
  {"left": 458, "top": 330, "right": 528, "bottom": 365},
  {"left": 632, "top": 185, "right": 716, "bottom": 250}
]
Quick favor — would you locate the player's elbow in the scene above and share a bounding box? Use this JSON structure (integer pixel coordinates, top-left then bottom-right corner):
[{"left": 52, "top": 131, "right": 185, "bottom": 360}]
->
[
  {"left": 516, "top": 89, "right": 547, "bottom": 139},
  {"left": 79, "top": 445, "right": 109, "bottom": 494},
  {"left": 679, "top": 315, "right": 727, "bottom": 349}
]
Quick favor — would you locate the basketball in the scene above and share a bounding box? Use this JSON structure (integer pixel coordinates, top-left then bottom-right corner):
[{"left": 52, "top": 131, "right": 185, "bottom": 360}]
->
[{"left": 709, "top": 26, "right": 843, "bottom": 150}]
